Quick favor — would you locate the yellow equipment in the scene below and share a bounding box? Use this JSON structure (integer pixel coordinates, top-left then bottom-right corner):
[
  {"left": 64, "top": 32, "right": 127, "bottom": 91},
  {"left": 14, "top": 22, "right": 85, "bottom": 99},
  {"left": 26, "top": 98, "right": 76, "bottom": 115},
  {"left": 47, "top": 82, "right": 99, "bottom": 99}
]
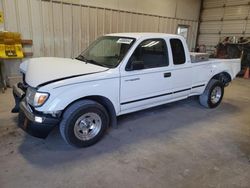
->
[{"left": 0, "top": 31, "right": 24, "bottom": 59}]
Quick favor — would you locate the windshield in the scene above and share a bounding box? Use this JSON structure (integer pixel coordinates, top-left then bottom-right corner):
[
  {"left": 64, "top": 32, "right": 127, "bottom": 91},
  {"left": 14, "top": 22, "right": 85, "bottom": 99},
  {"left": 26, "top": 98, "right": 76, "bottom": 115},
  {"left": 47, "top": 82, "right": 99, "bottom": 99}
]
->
[{"left": 76, "top": 36, "right": 135, "bottom": 68}]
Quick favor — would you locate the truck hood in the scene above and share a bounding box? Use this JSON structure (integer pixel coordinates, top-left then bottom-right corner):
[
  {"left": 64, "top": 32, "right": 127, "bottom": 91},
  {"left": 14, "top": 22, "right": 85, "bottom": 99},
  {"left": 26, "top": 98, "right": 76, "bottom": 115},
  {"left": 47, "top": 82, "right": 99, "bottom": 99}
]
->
[{"left": 21, "top": 57, "right": 108, "bottom": 87}]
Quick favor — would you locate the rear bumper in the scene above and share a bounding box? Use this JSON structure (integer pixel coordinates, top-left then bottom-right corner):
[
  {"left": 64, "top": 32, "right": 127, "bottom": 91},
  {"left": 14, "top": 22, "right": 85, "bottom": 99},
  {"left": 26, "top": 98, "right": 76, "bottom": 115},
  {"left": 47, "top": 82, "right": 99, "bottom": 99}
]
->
[{"left": 18, "top": 100, "right": 60, "bottom": 138}]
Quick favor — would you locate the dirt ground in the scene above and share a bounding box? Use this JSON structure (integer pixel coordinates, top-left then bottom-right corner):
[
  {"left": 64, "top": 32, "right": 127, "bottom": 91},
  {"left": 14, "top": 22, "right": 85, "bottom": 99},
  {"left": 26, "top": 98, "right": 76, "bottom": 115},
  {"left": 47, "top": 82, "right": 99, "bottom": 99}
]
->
[{"left": 0, "top": 78, "right": 250, "bottom": 188}]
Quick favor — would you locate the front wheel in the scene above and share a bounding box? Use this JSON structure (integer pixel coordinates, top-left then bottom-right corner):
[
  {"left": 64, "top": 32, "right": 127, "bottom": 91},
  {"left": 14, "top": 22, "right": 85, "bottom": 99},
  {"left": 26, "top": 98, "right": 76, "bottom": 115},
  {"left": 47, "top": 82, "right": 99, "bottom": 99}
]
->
[
  {"left": 60, "top": 100, "right": 109, "bottom": 148},
  {"left": 199, "top": 79, "right": 224, "bottom": 108}
]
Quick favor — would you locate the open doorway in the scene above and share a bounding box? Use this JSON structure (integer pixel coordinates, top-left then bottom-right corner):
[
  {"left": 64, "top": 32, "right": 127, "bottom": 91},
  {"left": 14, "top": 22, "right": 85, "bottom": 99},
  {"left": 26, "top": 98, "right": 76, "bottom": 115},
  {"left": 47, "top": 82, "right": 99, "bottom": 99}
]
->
[{"left": 177, "top": 25, "right": 189, "bottom": 40}]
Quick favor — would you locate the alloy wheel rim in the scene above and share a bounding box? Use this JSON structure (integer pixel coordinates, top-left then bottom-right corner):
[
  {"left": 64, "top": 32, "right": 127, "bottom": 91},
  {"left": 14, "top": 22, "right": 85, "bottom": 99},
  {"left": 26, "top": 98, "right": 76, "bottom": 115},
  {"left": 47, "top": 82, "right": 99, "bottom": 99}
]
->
[
  {"left": 211, "top": 86, "right": 222, "bottom": 104},
  {"left": 74, "top": 112, "right": 102, "bottom": 141}
]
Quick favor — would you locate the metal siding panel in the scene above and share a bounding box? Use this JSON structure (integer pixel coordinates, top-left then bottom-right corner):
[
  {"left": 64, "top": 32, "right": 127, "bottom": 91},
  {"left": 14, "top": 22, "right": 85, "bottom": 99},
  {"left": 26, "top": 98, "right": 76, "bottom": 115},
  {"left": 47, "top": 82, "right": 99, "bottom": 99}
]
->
[
  {"left": 224, "top": 6, "right": 249, "bottom": 20},
  {"left": 124, "top": 12, "right": 132, "bottom": 32},
  {"left": 144, "top": 15, "right": 151, "bottom": 32},
  {"left": 62, "top": 3, "right": 73, "bottom": 58},
  {"left": 178, "top": 19, "right": 185, "bottom": 26},
  {"left": 221, "top": 20, "right": 245, "bottom": 34},
  {"left": 130, "top": 13, "right": 138, "bottom": 32},
  {"left": 225, "top": 0, "right": 249, "bottom": 6},
  {"left": 201, "top": 8, "right": 224, "bottom": 21},
  {"left": 145, "top": 15, "right": 153, "bottom": 32},
  {"left": 83, "top": 0, "right": 117, "bottom": 10},
  {"left": 194, "top": 22, "right": 199, "bottom": 49},
  {"left": 0, "top": 1, "right": 3, "bottom": 13},
  {"left": 185, "top": 21, "right": 193, "bottom": 50},
  {"left": 203, "top": 0, "right": 225, "bottom": 8},
  {"left": 104, "top": 9, "right": 112, "bottom": 34},
  {"left": 29, "top": 0, "right": 44, "bottom": 57},
  {"left": 198, "top": 0, "right": 250, "bottom": 54},
  {"left": 142, "top": 15, "right": 150, "bottom": 32},
  {"left": 146, "top": 15, "right": 154, "bottom": 32},
  {"left": 17, "top": 0, "right": 32, "bottom": 53},
  {"left": 3, "top": 0, "right": 18, "bottom": 31},
  {"left": 42, "top": 1, "right": 54, "bottom": 57},
  {"left": 150, "top": 16, "right": 158, "bottom": 32},
  {"left": 118, "top": 0, "right": 137, "bottom": 13},
  {"left": 199, "top": 21, "right": 221, "bottom": 34},
  {"left": 171, "top": 19, "right": 178, "bottom": 34},
  {"left": 89, "top": 8, "right": 97, "bottom": 44},
  {"left": 158, "top": 17, "right": 166, "bottom": 33},
  {"left": 137, "top": 14, "right": 143, "bottom": 32},
  {"left": 198, "top": 34, "right": 219, "bottom": 46},
  {"left": 81, "top": 6, "right": 89, "bottom": 50},
  {"left": 17, "top": 0, "right": 31, "bottom": 38},
  {"left": 165, "top": 18, "right": 172, "bottom": 33},
  {"left": 118, "top": 11, "right": 125, "bottom": 33},
  {"left": 72, "top": 5, "right": 81, "bottom": 57},
  {"left": 176, "top": 0, "right": 201, "bottom": 20},
  {"left": 52, "top": 2, "right": 64, "bottom": 57},
  {"left": 111, "top": 10, "right": 118, "bottom": 33},
  {"left": 168, "top": 19, "right": 173, "bottom": 33},
  {"left": 153, "top": 16, "right": 159, "bottom": 32},
  {"left": 190, "top": 22, "right": 199, "bottom": 50},
  {"left": 97, "top": 8, "right": 105, "bottom": 37},
  {"left": 137, "top": 0, "right": 176, "bottom": 17},
  {"left": 245, "top": 20, "right": 250, "bottom": 33},
  {"left": 3, "top": 0, "right": 200, "bottom": 61}
]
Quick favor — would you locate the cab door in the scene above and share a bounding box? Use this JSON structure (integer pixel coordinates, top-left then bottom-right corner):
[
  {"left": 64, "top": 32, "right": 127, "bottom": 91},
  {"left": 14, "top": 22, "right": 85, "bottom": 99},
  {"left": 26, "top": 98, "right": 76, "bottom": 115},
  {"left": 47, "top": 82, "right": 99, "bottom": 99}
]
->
[
  {"left": 120, "top": 38, "right": 173, "bottom": 113},
  {"left": 168, "top": 38, "right": 192, "bottom": 99}
]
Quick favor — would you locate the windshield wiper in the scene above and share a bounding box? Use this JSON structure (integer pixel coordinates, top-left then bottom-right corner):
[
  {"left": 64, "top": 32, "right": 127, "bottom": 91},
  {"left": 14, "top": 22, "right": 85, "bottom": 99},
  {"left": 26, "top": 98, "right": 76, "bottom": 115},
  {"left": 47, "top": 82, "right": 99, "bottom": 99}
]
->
[
  {"left": 86, "top": 59, "right": 108, "bottom": 68},
  {"left": 75, "top": 55, "right": 88, "bottom": 62},
  {"left": 76, "top": 55, "right": 109, "bottom": 68}
]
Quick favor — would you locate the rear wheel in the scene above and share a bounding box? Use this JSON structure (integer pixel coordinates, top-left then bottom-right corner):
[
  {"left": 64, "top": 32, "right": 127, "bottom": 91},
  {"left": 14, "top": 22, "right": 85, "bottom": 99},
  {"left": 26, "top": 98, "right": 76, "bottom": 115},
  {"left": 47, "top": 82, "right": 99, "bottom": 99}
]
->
[
  {"left": 60, "top": 100, "right": 109, "bottom": 148},
  {"left": 199, "top": 79, "right": 224, "bottom": 108}
]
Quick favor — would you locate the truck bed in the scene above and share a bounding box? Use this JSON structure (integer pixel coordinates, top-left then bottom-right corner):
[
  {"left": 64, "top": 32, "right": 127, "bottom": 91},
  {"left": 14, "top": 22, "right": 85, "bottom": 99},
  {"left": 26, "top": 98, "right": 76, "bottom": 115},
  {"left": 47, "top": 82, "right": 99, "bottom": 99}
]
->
[{"left": 191, "top": 57, "right": 241, "bottom": 80}]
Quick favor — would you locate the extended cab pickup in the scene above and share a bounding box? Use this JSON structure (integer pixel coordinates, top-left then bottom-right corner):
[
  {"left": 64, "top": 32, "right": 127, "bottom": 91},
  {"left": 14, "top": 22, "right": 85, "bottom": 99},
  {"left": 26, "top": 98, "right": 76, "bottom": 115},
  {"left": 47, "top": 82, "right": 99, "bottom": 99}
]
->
[{"left": 12, "top": 33, "right": 241, "bottom": 147}]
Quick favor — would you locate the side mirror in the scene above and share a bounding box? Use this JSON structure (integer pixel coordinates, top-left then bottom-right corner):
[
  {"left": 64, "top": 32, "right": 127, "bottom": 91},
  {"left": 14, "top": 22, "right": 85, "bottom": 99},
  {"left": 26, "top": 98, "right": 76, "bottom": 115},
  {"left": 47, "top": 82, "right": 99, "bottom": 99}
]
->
[{"left": 131, "top": 61, "right": 144, "bottom": 70}]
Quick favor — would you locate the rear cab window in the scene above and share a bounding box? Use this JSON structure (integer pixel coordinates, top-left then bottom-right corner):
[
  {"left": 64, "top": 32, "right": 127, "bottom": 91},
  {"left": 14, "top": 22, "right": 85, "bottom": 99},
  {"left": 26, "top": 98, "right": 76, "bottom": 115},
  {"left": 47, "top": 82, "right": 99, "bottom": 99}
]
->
[{"left": 170, "top": 38, "right": 186, "bottom": 65}]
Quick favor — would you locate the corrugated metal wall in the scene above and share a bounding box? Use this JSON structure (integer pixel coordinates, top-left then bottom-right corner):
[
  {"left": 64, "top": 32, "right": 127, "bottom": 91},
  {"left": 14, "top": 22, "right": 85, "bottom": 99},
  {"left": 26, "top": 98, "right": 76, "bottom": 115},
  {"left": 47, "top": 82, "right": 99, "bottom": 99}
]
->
[
  {"left": 0, "top": 0, "right": 200, "bottom": 86},
  {"left": 198, "top": 0, "right": 250, "bottom": 54},
  {"left": 1, "top": 0, "right": 199, "bottom": 59}
]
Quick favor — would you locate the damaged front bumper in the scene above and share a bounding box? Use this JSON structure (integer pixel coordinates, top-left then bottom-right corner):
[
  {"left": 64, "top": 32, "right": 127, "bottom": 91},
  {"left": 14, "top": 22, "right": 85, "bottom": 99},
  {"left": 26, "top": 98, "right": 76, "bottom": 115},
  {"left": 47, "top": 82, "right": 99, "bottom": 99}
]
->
[
  {"left": 12, "top": 83, "right": 60, "bottom": 138},
  {"left": 12, "top": 83, "right": 26, "bottom": 113},
  {"left": 18, "top": 101, "right": 59, "bottom": 138}
]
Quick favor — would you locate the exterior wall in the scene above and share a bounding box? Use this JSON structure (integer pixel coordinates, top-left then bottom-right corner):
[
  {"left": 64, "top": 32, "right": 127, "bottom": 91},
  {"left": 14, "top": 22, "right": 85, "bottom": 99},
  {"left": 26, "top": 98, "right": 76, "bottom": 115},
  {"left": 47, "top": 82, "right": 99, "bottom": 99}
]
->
[
  {"left": 0, "top": 0, "right": 201, "bottom": 86},
  {"left": 198, "top": 0, "right": 250, "bottom": 54}
]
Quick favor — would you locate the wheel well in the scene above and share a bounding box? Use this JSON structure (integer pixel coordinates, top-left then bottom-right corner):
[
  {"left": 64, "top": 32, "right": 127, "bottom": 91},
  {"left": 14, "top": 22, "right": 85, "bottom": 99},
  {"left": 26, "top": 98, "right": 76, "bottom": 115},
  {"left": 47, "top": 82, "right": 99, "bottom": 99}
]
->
[
  {"left": 211, "top": 72, "right": 232, "bottom": 86},
  {"left": 64, "top": 95, "right": 117, "bottom": 128}
]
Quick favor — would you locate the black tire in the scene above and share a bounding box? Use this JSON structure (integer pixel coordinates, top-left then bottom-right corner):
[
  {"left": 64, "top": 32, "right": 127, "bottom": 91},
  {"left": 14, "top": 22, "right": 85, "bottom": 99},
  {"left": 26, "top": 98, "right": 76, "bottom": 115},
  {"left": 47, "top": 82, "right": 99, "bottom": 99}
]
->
[
  {"left": 60, "top": 100, "right": 109, "bottom": 148},
  {"left": 199, "top": 79, "right": 224, "bottom": 108}
]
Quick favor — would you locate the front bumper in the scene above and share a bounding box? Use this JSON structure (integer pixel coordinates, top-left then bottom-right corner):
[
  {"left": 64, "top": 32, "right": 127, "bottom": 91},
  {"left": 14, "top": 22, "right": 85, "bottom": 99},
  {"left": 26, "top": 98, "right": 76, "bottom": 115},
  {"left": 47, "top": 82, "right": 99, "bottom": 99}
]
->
[
  {"left": 12, "top": 83, "right": 26, "bottom": 113},
  {"left": 12, "top": 83, "right": 60, "bottom": 138},
  {"left": 18, "top": 100, "right": 60, "bottom": 138}
]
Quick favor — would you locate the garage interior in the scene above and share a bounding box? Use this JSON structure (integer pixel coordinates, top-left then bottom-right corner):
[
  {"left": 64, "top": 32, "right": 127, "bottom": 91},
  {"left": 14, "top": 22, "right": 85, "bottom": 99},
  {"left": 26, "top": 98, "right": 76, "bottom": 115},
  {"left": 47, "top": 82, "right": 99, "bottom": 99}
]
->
[{"left": 0, "top": 0, "right": 250, "bottom": 187}]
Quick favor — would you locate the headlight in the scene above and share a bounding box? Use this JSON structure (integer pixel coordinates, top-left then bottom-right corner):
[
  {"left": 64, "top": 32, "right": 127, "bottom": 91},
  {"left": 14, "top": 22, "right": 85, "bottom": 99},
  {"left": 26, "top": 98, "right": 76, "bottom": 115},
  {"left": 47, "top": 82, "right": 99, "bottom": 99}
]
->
[{"left": 26, "top": 87, "right": 49, "bottom": 107}]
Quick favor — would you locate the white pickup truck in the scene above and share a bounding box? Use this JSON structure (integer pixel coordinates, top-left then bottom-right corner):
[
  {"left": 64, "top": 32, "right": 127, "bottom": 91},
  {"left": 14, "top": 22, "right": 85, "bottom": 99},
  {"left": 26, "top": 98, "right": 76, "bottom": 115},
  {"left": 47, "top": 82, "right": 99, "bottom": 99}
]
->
[{"left": 12, "top": 33, "right": 240, "bottom": 147}]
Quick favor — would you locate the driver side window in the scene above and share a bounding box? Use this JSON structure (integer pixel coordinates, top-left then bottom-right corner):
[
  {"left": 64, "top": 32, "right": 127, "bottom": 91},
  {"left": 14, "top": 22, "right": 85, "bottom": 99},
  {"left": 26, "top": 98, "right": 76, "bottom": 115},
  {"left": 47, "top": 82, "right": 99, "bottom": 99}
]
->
[{"left": 126, "top": 39, "right": 169, "bottom": 71}]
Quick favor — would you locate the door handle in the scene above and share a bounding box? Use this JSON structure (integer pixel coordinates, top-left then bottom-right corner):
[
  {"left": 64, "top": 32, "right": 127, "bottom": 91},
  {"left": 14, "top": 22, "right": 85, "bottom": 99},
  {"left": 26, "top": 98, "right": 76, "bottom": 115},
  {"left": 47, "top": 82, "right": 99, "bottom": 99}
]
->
[{"left": 164, "top": 72, "right": 171, "bottom": 78}]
